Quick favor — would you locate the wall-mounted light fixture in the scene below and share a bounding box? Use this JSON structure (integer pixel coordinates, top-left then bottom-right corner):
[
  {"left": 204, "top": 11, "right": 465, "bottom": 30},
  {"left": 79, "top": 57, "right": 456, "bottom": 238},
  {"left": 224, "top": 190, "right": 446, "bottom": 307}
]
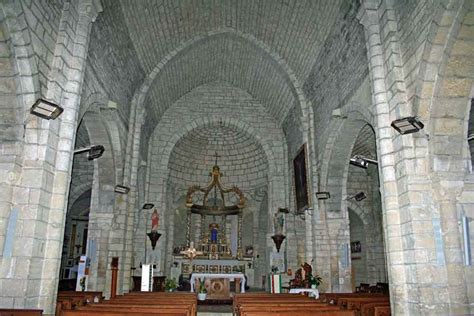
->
[
  {"left": 74, "top": 145, "right": 105, "bottom": 160},
  {"left": 316, "top": 192, "right": 330, "bottom": 200},
  {"left": 391, "top": 116, "right": 424, "bottom": 135},
  {"left": 346, "top": 191, "right": 367, "bottom": 202},
  {"left": 349, "top": 155, "right": 378, "bottom": 169},
  {"left": 30, "top": 98, "right": 63, "bottom": 120},
  {"left": 468, "top": 134, "right": 474, "bottom": 141},
  {"left": 143, "top": 203, "right": 154, "bottom": 209},
  {"left": 114, "top": 185, "right": 130, "bottom": 194},
  {"left": 278, "top": 207, "right": 289, "bottom": 213}
]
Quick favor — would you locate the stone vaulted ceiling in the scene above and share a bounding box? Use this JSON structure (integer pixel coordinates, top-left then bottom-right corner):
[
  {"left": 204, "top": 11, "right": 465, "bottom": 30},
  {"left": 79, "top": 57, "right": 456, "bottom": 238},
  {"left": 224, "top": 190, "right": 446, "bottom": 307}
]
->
[{"left": 117, "top": 0, "right": 343, "bottom": 126}]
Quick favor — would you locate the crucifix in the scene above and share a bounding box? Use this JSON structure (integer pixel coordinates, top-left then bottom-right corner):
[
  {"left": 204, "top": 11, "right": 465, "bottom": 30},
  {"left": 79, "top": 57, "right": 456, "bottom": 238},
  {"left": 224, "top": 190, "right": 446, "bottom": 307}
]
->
[{"left": 180, "top": 241, "right": 203, "bottom": 269}]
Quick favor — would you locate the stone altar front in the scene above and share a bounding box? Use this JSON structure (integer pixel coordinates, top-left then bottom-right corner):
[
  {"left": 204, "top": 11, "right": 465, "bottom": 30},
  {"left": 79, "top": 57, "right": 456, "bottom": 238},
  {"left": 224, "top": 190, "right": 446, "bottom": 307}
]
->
[{"left": 190, "top": 272, "right": 246, "bottom": 296}]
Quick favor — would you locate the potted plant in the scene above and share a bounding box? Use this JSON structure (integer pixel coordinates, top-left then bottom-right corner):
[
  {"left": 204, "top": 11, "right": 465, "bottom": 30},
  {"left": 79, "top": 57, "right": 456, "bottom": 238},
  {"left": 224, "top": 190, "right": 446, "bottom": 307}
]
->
[
  {"left": 308, "top": 272, "right": 322, "bottom": 289},
  {"left": 197, "top": 279, "right": 207, "bottom": 301},
  {"left": 165, "top": 277, "right": 177, "bottom": 292}
]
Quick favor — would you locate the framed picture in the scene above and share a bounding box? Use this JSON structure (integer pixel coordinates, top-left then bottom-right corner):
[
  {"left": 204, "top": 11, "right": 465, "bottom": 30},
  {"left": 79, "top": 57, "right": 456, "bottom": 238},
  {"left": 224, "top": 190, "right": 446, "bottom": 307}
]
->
[{"left": 293, "top": 144, "right": 310, "bottom": 213}]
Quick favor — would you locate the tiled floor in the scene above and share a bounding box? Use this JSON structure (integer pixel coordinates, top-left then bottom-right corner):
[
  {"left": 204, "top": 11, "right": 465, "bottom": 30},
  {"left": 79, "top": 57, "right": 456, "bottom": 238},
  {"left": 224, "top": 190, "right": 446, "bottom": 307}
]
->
[{"left": 197, "top": 303, "right": 233, "bottom": 316}]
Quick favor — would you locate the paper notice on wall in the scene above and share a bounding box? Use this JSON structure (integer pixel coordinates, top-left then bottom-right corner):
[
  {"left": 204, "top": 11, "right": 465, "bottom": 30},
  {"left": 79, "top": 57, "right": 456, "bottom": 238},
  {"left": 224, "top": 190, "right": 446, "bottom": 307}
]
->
[
  {"left": 141, "top": 264, "right": 153, "bottom": 291},
  {"left": 76, "top": 255, "right": 88, "bottom": 291},
  {"left": 270, "top": 252, "right": 285, "bottom": 273}
]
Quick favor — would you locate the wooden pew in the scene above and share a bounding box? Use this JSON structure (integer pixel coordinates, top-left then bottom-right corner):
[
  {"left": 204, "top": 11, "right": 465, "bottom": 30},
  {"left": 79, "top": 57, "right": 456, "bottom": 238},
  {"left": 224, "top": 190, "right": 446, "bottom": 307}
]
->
[
  {"left": 57, "top": 291, "right": 103, "bottom": 308},
  {"left": 56, "top": 291, "right": 103, "bottom": 316},
  {"left": 234, "top": 293, "right": 354, "bottom": 316},
  {"left": 61, "top": 292, "right": 197, "bottom": 316},
  {"left": 100, "top": 299, "right": 196, "bottom": 315},
  {"left": 339, "top": 297, "right": 389, "bottom": 311},
  {"left": 360, "top": 302, "right": 390, "bottom": 316},
  {"left": 371, "top": 305, "right": 391, "bottom": 316},
  {"left": 234, "top": 293, "right": 316, "bottom": 315},
  {"left": 319, "top": 293, "right": 386, "bottom": 305},
  {"left": 239, "top": 306, "right": 355, "bottom": 316},
  {"left": 0, "top": 309, "right": 42, "bottom": 316},
  {"left": 73, "top": 304, "right": 193, "bottom": 316}
]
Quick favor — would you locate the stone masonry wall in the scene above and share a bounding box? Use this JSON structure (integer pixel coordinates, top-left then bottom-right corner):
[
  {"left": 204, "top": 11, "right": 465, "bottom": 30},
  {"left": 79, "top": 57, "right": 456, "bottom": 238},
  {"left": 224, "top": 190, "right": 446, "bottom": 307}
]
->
[{"left": 142, "top": 81, "right": 288, "bottom": 281}]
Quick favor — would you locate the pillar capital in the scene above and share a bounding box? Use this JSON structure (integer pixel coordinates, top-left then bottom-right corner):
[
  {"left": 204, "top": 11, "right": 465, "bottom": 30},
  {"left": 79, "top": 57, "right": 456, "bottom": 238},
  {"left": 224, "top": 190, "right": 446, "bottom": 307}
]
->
[
  {"left": 356, "top": 0, "right": 380, "bottom": 28},
  {"left": 79, "top": 0, "right": 103, "bottom": 22}
]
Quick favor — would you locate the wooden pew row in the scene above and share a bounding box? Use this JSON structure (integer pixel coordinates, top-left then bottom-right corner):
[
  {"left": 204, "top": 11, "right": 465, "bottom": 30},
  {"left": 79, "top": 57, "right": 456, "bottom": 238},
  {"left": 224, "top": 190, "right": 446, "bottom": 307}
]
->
[
  {"left": 74, "top": 304, "right": 193, "bottom": 315},
  {"left": 56, "top": 291, "right": 103, "bottom": 316},
  {"left": 100, "top": 298, "right": 197, "bottom": 315},
  {"left": 319, "top": 293, "right": 386, "bottom": 305},
  {"left": 240, "top": 309, "right": 355, "bottom": 316},
  {"left": 339, "top": 297, "right": 389, "bottom": 316},
  {"left": 234, "top": 293, "right": 354, "bottom": 316},
  {"left": 61, "top": 292, "right": 197, "bottom": 316},
  {"left": 0, "top": 309, "right": 42, "bottom": 316},
  {"left": 57, "top": 292, "right": 103, "bottom": 304},
  {"left": 360, "top": 302, "right": 390, "bottom": 316},
  {"left": 234, "top": 293, "right": 316, "bottom": 315},
  {"left": 372, "top": 306, "right": 390, "bottom": 316}
]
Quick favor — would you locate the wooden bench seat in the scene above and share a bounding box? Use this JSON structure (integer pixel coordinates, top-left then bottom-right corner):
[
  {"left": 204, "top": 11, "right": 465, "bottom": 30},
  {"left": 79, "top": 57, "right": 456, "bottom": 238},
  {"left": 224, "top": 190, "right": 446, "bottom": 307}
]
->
[
  {"left": 61, "top": 292, "right": 198, "bottom": 316},
  {"left": 0, "top": 309, "right": 43, "bottom": 316},
  {"left": 360, "top": 302, "right": 390, "bottom": 316},
  {"left": 239, "top": 308, "right": 355, "bottom": 316},
  {"left": 319, "top": 293, "right": 386, "bottom": 305},
  {"left": 233, "top": 293, "right": 353, "bottom": 316}
]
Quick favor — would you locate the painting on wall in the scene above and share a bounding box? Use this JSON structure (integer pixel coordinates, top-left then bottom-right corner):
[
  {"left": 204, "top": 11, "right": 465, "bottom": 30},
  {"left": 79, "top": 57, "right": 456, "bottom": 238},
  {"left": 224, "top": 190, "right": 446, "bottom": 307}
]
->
[{"left": 293, "top": 144, "right": 310, "bottom": 214}]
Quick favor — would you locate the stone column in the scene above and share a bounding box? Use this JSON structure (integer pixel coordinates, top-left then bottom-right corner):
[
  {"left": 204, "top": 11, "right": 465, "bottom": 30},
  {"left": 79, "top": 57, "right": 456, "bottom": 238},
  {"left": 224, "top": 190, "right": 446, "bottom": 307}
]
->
[
  {"left": 0, "top": 1, "right": 102, "bottom": 313},
  {"left": 357, "top": 1, "right": 410, "bottom": 314},
  {"left": 434, "top": 180, "right": 469, "bottom": 314}
]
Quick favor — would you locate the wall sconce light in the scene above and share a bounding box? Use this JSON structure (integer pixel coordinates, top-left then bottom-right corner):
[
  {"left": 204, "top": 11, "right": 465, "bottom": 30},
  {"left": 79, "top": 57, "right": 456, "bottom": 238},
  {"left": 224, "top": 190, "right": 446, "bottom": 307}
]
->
[
  {"left": 349, "top": 155, "right": 378, "bottom": 169},
  {"left": 74, "top": 145, "right": 105, "bottom": 160},
  {"left": 316, "top": 192, "right": 330, "bottom": 200},
  {"left": 468, "top": 134, "right": 474, "bottom": 141},
  {"left": 143, "top": 203, "right": 154, "bottom": 209},
  {"left": 278, "top": 207, "right": 289, "bottom": 213},
  {"left": 114, "top": 185, "right": 130, "bottom": 194},
  {"left": 30, "top": 98, "right": 63, "bottom": 120},
  {"left": 391, "top": 116, "right": 424, "bottom": 135},
  {"left": 347, "top": 191, "right": 367, "bottom": 201}
]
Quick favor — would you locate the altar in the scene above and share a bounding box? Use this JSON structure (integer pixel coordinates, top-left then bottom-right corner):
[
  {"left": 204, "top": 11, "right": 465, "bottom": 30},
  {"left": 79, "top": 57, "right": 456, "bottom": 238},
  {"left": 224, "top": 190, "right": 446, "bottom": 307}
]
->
[
  {"left": 190, "top": 272, "right": 245, "bottom": 300},
  {"left": 190, "top": 273, "right": 246, "bottom": 294},
  {"left": 175, "top": 160, "right": 252, "bottom": 286}
]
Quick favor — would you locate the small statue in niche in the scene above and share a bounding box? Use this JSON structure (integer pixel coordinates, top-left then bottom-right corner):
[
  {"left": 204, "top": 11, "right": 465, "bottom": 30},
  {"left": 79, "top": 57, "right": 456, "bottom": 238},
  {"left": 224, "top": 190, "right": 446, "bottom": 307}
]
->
[
  {"left": 151, "top": 209, "right": 159, "bottom": 232},
  {"left": 209, "top": 223, "right": 219, "bottom": 243}
]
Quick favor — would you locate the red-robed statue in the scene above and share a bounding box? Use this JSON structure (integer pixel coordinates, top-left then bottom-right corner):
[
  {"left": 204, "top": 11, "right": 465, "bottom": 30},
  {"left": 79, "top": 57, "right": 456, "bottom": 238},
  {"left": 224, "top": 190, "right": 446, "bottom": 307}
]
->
[{"left": 151, "top": 209, "right": 159, "bottom": 232}]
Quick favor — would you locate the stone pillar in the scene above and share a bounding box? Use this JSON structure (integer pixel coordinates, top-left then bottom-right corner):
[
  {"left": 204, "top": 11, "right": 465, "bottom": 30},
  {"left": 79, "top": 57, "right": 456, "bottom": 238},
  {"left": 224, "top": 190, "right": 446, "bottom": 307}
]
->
[
  {"left": 434, "top": 180, "right": 469, "bottom": 314},
  {"left": 0, "top": 1, "right": 102, "bottom": 313},
  {"left": 357, "top": 1, "right": 410, "bottom": 314}
]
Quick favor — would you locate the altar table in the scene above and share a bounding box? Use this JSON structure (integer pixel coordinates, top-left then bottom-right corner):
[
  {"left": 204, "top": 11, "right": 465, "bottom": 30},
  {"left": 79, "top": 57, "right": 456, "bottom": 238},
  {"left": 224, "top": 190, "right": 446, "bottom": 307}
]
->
[{"left": 190, "top": 273, "right": 246, "bottom": 293}]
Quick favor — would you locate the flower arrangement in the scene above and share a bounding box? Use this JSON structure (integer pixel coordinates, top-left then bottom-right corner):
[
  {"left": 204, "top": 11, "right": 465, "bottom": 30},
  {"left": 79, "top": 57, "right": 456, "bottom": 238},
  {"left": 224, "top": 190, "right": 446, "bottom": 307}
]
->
[
  {"left": 307, "top": 271, "right": 322, "bottom": 288},
  {"left": 165, "top": 277, "right": 177, "bottom": 292},
  {"left": 198, "top": 279, "right": 207, "bottom": 293}
]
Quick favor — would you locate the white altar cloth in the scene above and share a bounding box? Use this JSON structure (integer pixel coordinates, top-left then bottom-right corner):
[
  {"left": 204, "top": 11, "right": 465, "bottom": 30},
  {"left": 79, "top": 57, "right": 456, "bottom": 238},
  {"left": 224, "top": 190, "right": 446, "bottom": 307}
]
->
[
  {"left": 190, "top": 273, "right": 246, "bottom": 293},
  {"left": 289, "top": 288, "right": 319, "bottom": 299}
]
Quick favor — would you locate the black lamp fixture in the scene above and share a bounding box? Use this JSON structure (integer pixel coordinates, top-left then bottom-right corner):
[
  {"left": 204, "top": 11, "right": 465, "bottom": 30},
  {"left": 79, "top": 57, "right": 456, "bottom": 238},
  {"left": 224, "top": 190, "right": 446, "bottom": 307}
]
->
[
  {"left": 347, "top": 191, "right": 367, "bottom": 202},
  {"left": 143, "top": 203, "right": 154, "bottom": 209},
  {"left": 391, "top": 116, "right": 424, "bottom": 135},
  {"left": 316, "top": 192, "right": 330, "bottom": 200},
  {"left": 278, "top": 207, "right": 289, "bottom": 213},
  {"left": 30, "top": 98, "right": 63, "bottom": 120},
  {"left": 74, "top": 145, "right": 105, "bottom": 160},
  {"left": 114, "top": 185, "right": 130, "bottom": 194},
  {"left": 349, "top": 155, "right": 378, "bottom": 169}
]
